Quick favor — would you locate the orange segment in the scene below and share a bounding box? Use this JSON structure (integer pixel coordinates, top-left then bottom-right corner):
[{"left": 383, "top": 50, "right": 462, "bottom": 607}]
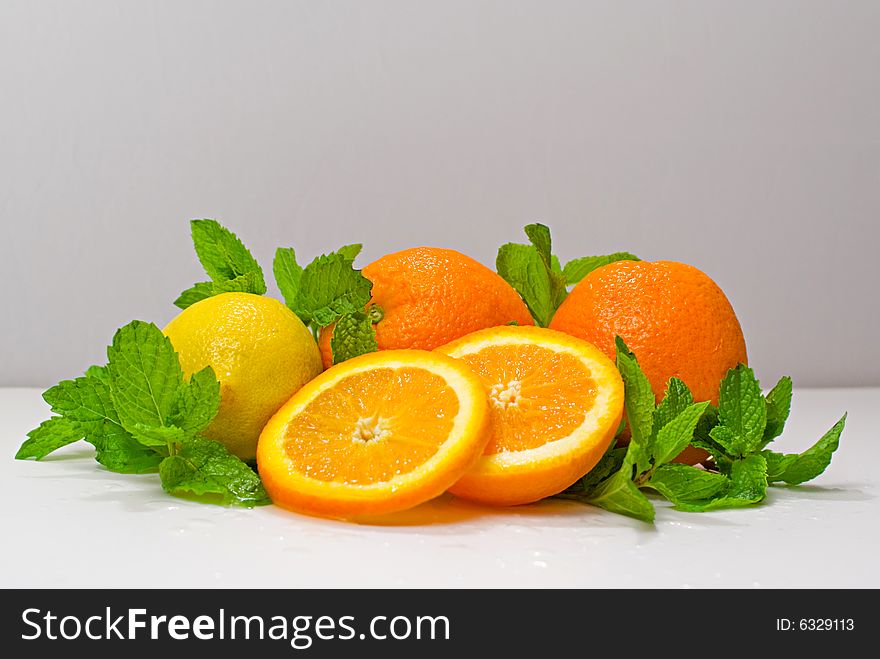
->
[
  {"left": 458, "top": 344, "right": 598, "bottom": 453},
  {"left": 256, "top": 350, "right": 490, "bottom": 518},
  {"left": 437, "top": 326, "right": 624, "bottom": 506}
]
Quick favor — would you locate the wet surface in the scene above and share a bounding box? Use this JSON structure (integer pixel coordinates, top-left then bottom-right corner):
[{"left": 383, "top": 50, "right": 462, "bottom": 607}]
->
[{"left": 2, "top": 387, "right": 877, "bottom": 587}]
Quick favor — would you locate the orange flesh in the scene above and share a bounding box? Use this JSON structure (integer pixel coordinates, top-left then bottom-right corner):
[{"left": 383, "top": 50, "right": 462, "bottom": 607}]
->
[
  {"left": 458, "top": 345, "right": 597, "bottom": 454},
  {"left": 283, "top": 367, "right": 460, "bottom": 484}
]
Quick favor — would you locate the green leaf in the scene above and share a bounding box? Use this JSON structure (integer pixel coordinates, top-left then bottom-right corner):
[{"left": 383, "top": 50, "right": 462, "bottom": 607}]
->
[
  {"left": 646, "top": 463, "right": 729, "bottom": 505},
  {"left": 495, "top": 224, "right": 568, "bottom": 327},
  {"left": 676, "top": 454, "right": 768, "bottom": 512},
  {"left": 159, "top": 437, "right": 270, "bottom": 507},
  {"left": 39, "top": 373, "right": 163, "bottom": 473},
  {"left": 764, "top": 414, "right": 846, "bottom": 485},
  {"left": 496, "top": 244, "right": 555, "bottom": 327},
  {"left": 92, "top": 433, "right": 165, "bottom": 474},
  {"left": 764, "top": 451, "right": 798, "bottom": 481},
  {"left": 189, "top": 219, "right": 266, "bottom": 290},
  {"left": 293, "top": 250, "right": 373, "bottom": 327},
  {"left": 716, "top": 365, "right": 767, "bottom": 457},
  {"left": 15, "top": 417, "right": 83, "bottom": 460},
  {"left": 525, "top": 224, "right": 568, "bottom": 319},
  {"left": 272, "top": 247, "right": 304, "bottom": 309},
  {"left": 586, "top": 471, "right": 655, "bottom": 522},
  {"left": 763, "top": 376, "right": 793, "bottom": 445},
  {"left": 693, "top": 403, "right": 718, "bottom": 440},
  {"left": 653, "top": 378, "right": 694, "bottom": 438},
  {"left": 127, "top": 424, "right": 186, "bottom": 448},
  {"left": 170, "top": 366, "right": 221, "bottom": 439},
  {"left": 331, "top": 311, "right": 378, "bottom": 364},
  {"left": 174, "top": 272, "right": 264, "bottom": 309},
  {"left": 708, "top": 424, "right": 738, "bottom": 455},
  {"left": 562, "top": 252, "right": 641, "bottom": 285},
  {"left": 336, "top": 244, "right": 363, "bottom": 262},
  {"left": 615, "top": 337, "right": 655, "bottom": 473},
  {"left": 85, "top": 364, "right": 109, "bottom": 381},
  {"left": 558, "top": 445, "right": 626, "bottom": 500},
  {"left": 652, "top": 401, "right": 710, "bottom": 466},
  {"left": 106, "top": 321, "right": 183, "bottom": 436}
]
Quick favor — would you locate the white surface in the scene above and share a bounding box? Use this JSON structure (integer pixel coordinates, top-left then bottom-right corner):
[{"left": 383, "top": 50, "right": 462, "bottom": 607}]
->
[
  {"left": 2, "top": 387, "right": 877, "bottom": 588},
  {"left": 2, "top": 1, "right": 879, "bottom": 388}
]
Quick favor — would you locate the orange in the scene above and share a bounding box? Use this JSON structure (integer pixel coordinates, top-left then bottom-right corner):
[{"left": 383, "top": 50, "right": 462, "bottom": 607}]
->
[
  {"left": 256, "top": 349, "right": 490, "bottom": 519},
  {"left": 318, "top": 247, "right": 533, "bottom": 368},
  {"left": 549, "top": 260, "right": 747, "bottom": 465},
  {"left": 437, "top": 326, "right": 624, "bottom": 506}
]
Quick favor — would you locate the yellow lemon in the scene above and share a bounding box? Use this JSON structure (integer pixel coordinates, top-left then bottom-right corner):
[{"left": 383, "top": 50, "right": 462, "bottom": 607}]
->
[{"left": 164, "top": 292, "right": 322, "bottom": 460}]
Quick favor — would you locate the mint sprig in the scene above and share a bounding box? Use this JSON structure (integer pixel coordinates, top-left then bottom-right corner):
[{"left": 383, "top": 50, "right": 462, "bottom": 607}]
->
[
  {"left": 15, "top": 321, "right": 269, "bottom": 507},
  {"left": 559, "top": 339, "right": 709, "bottom": 522},
  {"left": 160, "top": 437, "right": 268, "bottom": 506},
  {"left": 562, "top": 342, "right": 848, "bottom": 522},
  {"left": 273, "top": 244, "right": 379, "bottom": 365},
  {"left": 496, "top": 224, "right": 639, "bottom": 327},
  {"left": 175, "top": 220, "right": 267, "bottom": 309},
  {"left": 763, "top": 414, "right": 846, "bottom": 485}
]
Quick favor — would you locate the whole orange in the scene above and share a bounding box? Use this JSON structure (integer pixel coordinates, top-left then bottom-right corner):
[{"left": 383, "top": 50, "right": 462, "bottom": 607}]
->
[
  {"left": 319, "top": 247, "right": 533, "bottom": 368},
  {"left": 549, "top": 260, "right": 747, "bottom": 464}
]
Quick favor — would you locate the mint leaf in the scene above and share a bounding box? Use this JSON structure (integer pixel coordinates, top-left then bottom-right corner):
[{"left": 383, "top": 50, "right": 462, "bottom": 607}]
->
[
  {"left": 175, "top": 219, "right": 266, "bottom": 307},
  {"left": 92, "top": 432, "right": 165, "bottom": 474},
  {"left": 85, "top": 364, "right": 109, "bottom": 381},
  {"left": 646, "top": 463, "right": 729, "bottom": 505},
  {"left": 273, "top": 247, "right": 304, "bottom": 309},
  {"left": 331, "top": 310, "right": 378, "bottom": 364},
  {"left": 524, "top": 224, "right": 568, "bottom": 319},
  {"left": 106, "top": 321, "right": 183, "bottom": 440},
  {"left": 721, "top": 453, "right": 768, "bottom": 503},
  {"left": 496, "top": 224, "right": 567, "bottom": 327},
  {"left": 174, "top": 272, "right": 264, "bottom": 310},
  {"left": 170, "top": 366, "right": 221, "bottom": 439},
  {"left": 708, "top": 424, "right": 738, "bottom": 455},
  {"left": 764, "top": 451, "right": 798, "bottom": 481},
  {"left": 524, "top": 223, "right": 553, "bottom": 262},
  {"left": 676, "top": 454, "right": 768, "bottom": 511},
  {"left": 292, "top": 249, "right": 372, "bottom": 327},
  {"left": 127, "top": 424, "right": 186, "bottom": 448},
  {"left": 562, "top": 252, "right": 640, "bottom": 285},
  {"left": 190, "top": 219, "right": 266, "bottom": 288},
  {"left": 336, "top": 244, "right": 363, "bottom": 262},
  {"left": 34, "top": 373, "right": 163, "bottom": 473},
  {"left": 764, "top": 414, "right": 846, "bottom": 485},
  {"left": 496, "top": 244, "right": 555, "bottom": 326},
  {"left": 159, "top": 437, "right": 270, "bottom": 507},
  {"left": 717, "top": 365, "right": 767, "bottom": 457},
  {"left": 15, "top": 417, "right": 83, "bottom": 460},
  {"left": 652, "top": 378, "right": 694, "bottom": 437},
  {"left": 558, "top": 445, "right": 626, "bottom": 500},
  {"left": 615, "top": 337, "right": 655, "bottom": 473},
  {"left": 652, "top": 401, "right": 710, "bottom": 466},
  {"left": 763, "top": 376, "right": 793, "bottom": 445},
  {"left": 586, "top": 471, "right": 655, "bottom": 522}
]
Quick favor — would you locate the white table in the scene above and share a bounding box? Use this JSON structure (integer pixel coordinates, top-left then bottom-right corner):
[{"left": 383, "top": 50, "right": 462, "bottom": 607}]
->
[{"left": 2, "top": 387, "right": 876, "bottom": 588}]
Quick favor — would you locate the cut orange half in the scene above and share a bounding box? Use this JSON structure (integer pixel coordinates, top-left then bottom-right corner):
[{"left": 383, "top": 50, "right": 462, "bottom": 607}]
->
[
  {"left": 437, "top": 326, "right": 624, "bottom": 506},
  {"left": 256, "top": 349, "right": 490, "bottom": 519}
]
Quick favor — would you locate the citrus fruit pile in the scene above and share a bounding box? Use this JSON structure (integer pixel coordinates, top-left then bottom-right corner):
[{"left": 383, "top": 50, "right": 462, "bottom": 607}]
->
[
  {"left": 20, "top": 219, "right": 845, "bottom": 523},
  {"left": 160, "top": 228, "right": 745, "bottom": 519}
]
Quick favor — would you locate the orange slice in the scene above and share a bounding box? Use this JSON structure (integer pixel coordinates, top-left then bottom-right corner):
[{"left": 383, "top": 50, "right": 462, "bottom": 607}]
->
[
  {"left": 256, "top": 349, "right": 490, "bottom": 518},
  {"left": 437, "top": 326, "right": 624, "bottom": 506}
]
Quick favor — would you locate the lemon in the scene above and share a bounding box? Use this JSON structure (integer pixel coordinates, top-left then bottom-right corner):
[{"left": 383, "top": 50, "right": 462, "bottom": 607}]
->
[{"left": 163, "top": 292, "right": 323, "bottom": 461}]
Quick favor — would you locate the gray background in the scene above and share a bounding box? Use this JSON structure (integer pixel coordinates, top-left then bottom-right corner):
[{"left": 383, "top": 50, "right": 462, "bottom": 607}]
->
[{"left": 1, "top": 0, "right": 878, "bottom": 388}]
